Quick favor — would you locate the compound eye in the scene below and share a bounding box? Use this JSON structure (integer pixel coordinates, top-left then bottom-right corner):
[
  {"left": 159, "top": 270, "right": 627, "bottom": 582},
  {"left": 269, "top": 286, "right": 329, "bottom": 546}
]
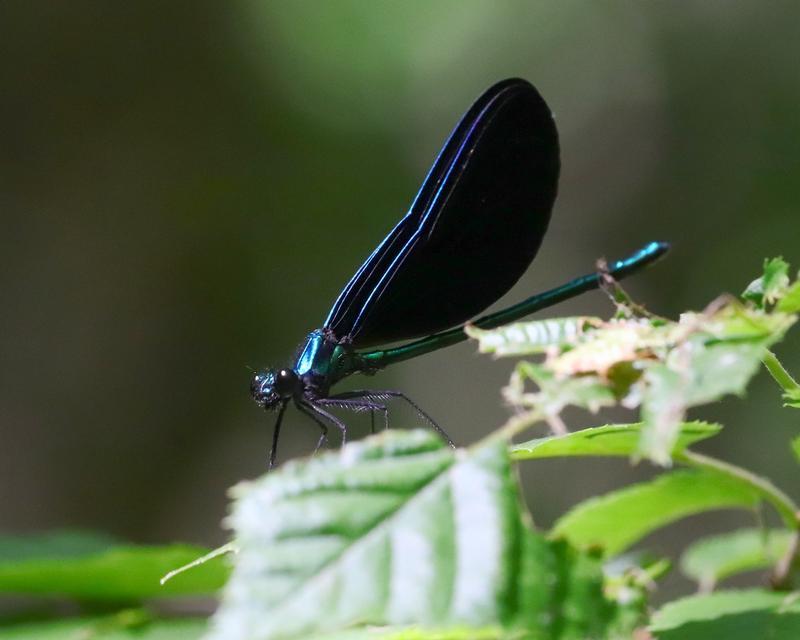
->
[{"left": 274, "top": 369, "right": 298, "bottom": 396}]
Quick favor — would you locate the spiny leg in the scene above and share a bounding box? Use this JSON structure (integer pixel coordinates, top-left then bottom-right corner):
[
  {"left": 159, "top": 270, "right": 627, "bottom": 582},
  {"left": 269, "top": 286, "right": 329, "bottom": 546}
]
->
[
  {"left": 382, "top": 390, "right": 454, "bottom": 446},
  {"left": 296, "top": 401, "right": 330, "bottom": 453},
  {"left": 316, "top": 397, "right": 389, "bottom": 434},
  {"left": 322, "top": 395, "right": 389, "bottom": 430},
  {"left": 268, "top": 403, "right": 288, "bottom": 470},
  {"left": 300, "top": 400, "right": 349, "bottom": 446},
  {"left": 330, "top": 389, "right": 454, "bottom": 447}
]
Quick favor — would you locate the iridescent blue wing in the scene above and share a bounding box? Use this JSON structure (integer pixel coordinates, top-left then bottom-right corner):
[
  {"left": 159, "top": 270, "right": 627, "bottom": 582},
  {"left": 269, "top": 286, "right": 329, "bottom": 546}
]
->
[{"left": 324, "top": 78, "right": 559, "bottom": 347}]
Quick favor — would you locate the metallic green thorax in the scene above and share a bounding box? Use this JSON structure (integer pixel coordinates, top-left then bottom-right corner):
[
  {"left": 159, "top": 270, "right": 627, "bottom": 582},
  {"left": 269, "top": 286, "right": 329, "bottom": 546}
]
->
[{"left": 294, "top": 330, "right": 373, "bottom": 392}]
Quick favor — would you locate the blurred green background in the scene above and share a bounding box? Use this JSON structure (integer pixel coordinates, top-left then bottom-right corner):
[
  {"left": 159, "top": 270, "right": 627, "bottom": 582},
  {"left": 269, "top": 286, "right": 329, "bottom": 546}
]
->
[{"left": 2, "top": 1, "right": 798, "bottom": 597}]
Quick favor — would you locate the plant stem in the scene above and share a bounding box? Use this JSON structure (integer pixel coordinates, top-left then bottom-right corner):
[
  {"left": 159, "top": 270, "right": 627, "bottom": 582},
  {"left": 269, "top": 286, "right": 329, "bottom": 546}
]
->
[
  {"left": 497, "top": 409, "right": 545, "bottom": 442},
  {"left": 676, "top": 449, "right": 800, "bottom": 587},
  {"left": 675, "top": 449, "right": 799, "bottom": 530},
  {"left": 160, "top": 542, "right": 237, "bottom": 585},
  {"left": 771, "top": 530, "right": 799, "bottom": 589},
  {"left": 763, "top": 350, "right": 800, "bottom": 395}
]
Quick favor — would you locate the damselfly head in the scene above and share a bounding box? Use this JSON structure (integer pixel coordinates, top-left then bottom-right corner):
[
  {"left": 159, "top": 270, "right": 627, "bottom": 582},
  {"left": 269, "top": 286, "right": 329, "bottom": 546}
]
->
[
  {"left": 250, "top": 369, "right": 280, "bottom": 409},
  {"left": 251, "top": 368, "right": 300, "bottom": 409}
]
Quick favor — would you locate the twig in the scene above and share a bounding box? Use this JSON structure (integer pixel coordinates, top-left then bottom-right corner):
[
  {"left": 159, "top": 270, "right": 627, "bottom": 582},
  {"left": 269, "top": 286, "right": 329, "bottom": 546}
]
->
[
  {"left": 771, "top": 530, "right": 799, "bottom": 589},
  {"left": 675, "top": 449, "right": 798, "bottom": 530},
  {"left": 763, "top": 350, "right": 800, "bottom": 395}
]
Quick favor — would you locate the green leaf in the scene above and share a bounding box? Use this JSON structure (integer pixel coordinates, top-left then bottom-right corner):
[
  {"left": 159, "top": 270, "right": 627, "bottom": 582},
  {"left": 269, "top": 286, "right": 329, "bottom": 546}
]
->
[
  {"left": 636, "top": 303, "right": 797, "bottom": 465},
  {"left": 504, "top": 363, "right": 616, "bottom": 419},
  {"left": 545, "top": 319, "right": 678, "bottom": 378},
  {"left": 510, "top": 422, "right": 720, "bottom": 460},
  {"left": 209, "top": 430, "right": 632, "bottom": 640},
  {"left": 761, "top": 257, "right": 791, "bottom": 304},
  {"left": 481, "top": 290, "right": 795, "bottom": 468},
  {"left": 792, "top": 436, "right": 800, "bottom": 464},
  {"left": 551, "top": 470, "right": 761, "bottom": 557},
  {"left": 694, "top": 304, "right": 796, "bottom": 343},
  {"left": 245, "top": 628, "right": 535, "bottom": 640},
  {"left": 0, "top": 539, "right": 229, "bottom": 601},
  {"left": 639, "top": 363, "right": 688, "bottom": 465},
  {"left": 682, "top": 341, "right": 767, "bottom": 405},
  {"left": 785, "top": 388, "right": 800, "bottom": 409},
  {"left": 649, "top": 589, "right": 800, "bottom": 639},
  {"left": 777, "top": 280, "right": 800, "bottom": 313},
  {"left": 639, "top": 339, "right": 770, "bottom": 465},
  {"left": 466, "top": 317, "right": 600, "bottom": 356},
  {"left": 680, "top": 528, "right": 792, "bottom": 587},
  {"left": 742, "top": 257, "right": 791, "bottom": 306},
  {"left": 296, "top": 629, "right": 511, "bottom": 639},
  {"left": 0, "top": 616, "right": 206, "bottom": 640},
  {"left": 742, "top": 279, "right": 767, "bottom": 306}
]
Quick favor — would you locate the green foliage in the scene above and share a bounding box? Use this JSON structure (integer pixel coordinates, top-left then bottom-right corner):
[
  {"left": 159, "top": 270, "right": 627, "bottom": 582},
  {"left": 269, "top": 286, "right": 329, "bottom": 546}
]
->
[
  {"left": 0, "top": 615, "right": 206, "bottom": 640},
  {"left": 208, "top": 431, "right": 637, "bottom": 640},
  {"left": 786, "top": 388, "right": 800, "bottom": 409},
  {"left": 638, "top": 335, "right": 771, "bottom": 464},
  {"left": 680, "top": 528, "right": 793, "bottom": 588},
  {"left": 743, "top": 257, "right": 791, "bottom": 306},
  {"left": 551, "top": 471, "right": 760, "bottom": 557},
  {"left": 2, "top": 256, "right": 798, "bottom": 639},
  {"left": 649, "top": 589, "right": 800, "bottom": 639},
  {"left": 259, "top": 629, "right": 532, "bottom": 640},
  {"left": 490, "top": 261, "right": 797, "bottom": 465},
  {"left": 504, "top": 362, "right": 617, "bottom": 426},
  {"left": 466, "top": 317, "right": 601, "bottom": 356},
  {"left": 763, "top": 351, "right": 800, "bottom": 412},
  {"left": 510, "top": 421, "right": 719, "bottom": 460},
  {"left": 0, "top": 535, "right": 228, "bottom": 600},
  {"left": 778, "top": 280, "right": 800, "bottom": 313}
]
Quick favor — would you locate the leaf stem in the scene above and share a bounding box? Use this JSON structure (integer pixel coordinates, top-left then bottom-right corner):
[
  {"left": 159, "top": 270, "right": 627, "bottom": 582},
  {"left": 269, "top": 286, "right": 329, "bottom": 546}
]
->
[
  {"left": 771, "top": 530, "right": 799, "bottom": 589},
  {"left": 496, "top": 409, "right": 545, "bottom": 443},
  {"left": 160, "top": 542, "right": 237, "bottom": 585},
  {"left": 763, "top": 350, "right": 800, "bottom": 395},
  {"left": 675, "top": 449, "right": 799, "bottom": 531}
]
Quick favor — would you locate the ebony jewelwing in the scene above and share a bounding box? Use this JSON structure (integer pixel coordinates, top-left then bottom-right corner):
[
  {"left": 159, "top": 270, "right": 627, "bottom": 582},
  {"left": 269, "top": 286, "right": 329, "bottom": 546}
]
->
[{"left": 252, "top": 78, "right": 668, "bottom": 468}]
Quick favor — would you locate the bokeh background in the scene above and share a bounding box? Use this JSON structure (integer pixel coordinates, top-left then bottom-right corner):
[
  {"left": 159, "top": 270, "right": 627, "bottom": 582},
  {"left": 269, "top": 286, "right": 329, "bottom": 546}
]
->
[{"left": 2, "top": 1, "right": 799, "bottom": 598}]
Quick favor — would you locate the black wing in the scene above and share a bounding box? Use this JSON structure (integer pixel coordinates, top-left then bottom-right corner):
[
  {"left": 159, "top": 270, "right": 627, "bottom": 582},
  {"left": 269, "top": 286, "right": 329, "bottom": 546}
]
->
[{"left": 324, "top": 78, "right": 560, "bottom": 348}]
